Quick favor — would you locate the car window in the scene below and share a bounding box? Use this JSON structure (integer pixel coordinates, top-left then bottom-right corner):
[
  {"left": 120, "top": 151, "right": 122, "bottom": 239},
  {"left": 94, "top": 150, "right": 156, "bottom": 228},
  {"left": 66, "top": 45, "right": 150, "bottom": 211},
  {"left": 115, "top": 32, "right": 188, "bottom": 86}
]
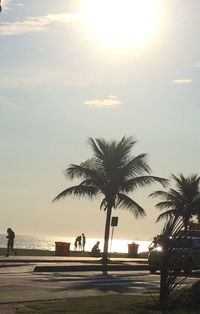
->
[
  {"left": 173, "top": 238, "right": 192, "bottom": 248},
  {"left": 193, "top": 239, "right": 200, "bottom": 248}
]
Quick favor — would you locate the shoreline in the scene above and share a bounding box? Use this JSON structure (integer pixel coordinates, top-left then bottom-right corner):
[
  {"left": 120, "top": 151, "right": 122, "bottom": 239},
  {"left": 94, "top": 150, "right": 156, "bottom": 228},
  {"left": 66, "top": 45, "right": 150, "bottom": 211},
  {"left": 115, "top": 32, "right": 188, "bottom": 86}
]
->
[
  {"left": 0, "top": 248, "right": 149, "bottom": 258},
  {"left": 0, "top": 234, "right": 151, "bottom": 254}
]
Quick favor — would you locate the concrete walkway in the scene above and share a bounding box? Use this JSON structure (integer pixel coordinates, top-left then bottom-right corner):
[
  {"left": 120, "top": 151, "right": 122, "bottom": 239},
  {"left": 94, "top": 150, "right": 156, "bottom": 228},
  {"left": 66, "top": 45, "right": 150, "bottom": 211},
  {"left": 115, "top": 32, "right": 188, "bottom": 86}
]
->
[
  {"left": 0, "top": 256, "right": 148, "bottom": 263},
  {"left": 0, "top": 256, "right": 149, "bottom": 272}
]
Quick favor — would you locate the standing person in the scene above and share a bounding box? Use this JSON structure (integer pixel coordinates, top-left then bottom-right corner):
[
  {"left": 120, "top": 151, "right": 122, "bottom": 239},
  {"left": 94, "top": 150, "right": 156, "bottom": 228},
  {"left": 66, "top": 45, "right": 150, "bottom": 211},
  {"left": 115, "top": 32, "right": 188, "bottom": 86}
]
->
[
  {"left": 74, "top": 237, "right": 78, "bottom": 250},
  {"left": 77, "top": 235, "right": 82, "bottom": 251},
  {"left": 82, "top": 233, "right": 86, "bottom": 251},
  {"left": 74, "top": 235, "right": 82, "bottom": 251},
  {"left": 6, "top": 228, "right": 17, "bottom": 257}
]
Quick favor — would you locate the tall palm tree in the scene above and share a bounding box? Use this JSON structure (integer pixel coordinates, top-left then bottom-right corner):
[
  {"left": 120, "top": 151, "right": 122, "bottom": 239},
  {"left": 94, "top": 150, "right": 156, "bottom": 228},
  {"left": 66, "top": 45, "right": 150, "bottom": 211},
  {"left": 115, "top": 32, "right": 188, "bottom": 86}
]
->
[
  {"left": 53, "top": 136, "right": 168, "bottom": 271},
  {"left": 150, "top": 174, "right": 200, "bottom": 230}
]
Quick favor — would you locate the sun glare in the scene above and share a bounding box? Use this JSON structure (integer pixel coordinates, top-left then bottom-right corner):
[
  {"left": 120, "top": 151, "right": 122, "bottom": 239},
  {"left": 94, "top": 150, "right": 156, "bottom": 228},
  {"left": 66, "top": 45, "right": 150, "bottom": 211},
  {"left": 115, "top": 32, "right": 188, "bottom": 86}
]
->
[{"left": 84, "top": 0, "right": 162, "bottom": 49}]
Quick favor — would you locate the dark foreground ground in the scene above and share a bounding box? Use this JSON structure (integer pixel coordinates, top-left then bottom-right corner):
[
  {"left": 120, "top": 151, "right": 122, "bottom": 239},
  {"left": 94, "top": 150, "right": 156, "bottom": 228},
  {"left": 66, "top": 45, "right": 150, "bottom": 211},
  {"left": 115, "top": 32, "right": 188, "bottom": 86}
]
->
[
  {"left": 1, "top": 295, "right": 200, "bottom": 314},
  {"left": 0, "top": 251, "right": 199, "bottom": 314}
]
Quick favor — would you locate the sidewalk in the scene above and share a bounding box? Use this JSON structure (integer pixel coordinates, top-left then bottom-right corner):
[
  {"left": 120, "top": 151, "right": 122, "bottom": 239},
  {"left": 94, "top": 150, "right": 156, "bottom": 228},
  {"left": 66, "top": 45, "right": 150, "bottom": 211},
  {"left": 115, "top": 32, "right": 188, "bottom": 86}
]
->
[
  {"left": 0, "top": 256, "right": 149, "bottom": 272},
  {"left": 0, "top": 255, "right": 148, "bottom": 263}
]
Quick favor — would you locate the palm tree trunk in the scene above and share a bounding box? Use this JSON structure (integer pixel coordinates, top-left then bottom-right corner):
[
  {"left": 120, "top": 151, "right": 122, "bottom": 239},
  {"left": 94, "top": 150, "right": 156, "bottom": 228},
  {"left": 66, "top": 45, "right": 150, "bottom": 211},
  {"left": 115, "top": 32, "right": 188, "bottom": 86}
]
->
[
  {"left": 159, "top": 252, "right": 169, "bottom": 311},
  {"left": 102, "top": 204, "right": 112, "bottom": 274}
]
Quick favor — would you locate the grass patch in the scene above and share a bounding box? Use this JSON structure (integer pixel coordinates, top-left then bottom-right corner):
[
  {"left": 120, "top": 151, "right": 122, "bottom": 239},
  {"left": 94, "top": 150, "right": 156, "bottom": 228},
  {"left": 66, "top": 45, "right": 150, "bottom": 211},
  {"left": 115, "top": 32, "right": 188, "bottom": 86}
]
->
[
  {"left": 0, "top": 248, "right": 54, "bottom": 256},
  {"left": 18, "top": 295, "right": 200, "bottom": 314},
  {"left": 0, "top": 248, "right": 147, "bottom": 258}
]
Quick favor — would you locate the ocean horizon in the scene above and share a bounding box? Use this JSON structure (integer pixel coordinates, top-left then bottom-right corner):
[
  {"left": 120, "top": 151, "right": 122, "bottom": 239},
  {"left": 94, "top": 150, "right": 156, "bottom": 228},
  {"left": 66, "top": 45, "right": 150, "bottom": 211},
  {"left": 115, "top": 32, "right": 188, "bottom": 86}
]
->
[{"left": 0, "top": 234, "right": 151, "bottom": 254}]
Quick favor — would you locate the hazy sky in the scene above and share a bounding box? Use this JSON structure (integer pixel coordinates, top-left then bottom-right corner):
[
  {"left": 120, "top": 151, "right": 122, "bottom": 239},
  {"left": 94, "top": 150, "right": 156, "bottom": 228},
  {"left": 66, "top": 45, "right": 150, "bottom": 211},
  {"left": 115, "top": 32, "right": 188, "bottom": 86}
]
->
[{"left": 0, "top": 0, "right": 200, "bottom": 241}]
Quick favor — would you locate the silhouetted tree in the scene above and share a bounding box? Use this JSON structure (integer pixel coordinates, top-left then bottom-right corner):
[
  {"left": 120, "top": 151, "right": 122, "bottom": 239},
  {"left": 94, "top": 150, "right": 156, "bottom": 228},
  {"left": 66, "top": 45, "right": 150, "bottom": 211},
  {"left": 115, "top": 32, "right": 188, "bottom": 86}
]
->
[
  {"left": 158, "top": 217, "right": 187, "bottom": 311},
  {"left": 150, "top": 174, "right": 200, "bottom": 231},
  {"left": 53, "top": 136, "right": 167, "bottom": 272}
]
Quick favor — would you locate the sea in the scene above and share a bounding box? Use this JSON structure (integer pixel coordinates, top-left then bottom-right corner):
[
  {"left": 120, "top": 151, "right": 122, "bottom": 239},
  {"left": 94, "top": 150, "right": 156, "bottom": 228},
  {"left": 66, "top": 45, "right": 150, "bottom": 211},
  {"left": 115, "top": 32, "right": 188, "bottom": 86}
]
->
[{"left": 0, "top": 234, "right": 151, "bottom": 254}]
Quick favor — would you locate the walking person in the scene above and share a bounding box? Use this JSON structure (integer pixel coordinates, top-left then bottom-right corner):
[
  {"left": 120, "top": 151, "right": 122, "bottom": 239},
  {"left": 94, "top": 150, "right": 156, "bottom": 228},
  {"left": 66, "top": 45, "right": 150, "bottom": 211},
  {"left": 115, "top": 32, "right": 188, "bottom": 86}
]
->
[
  {"left": 6, "top": 228, "right": 17, "bottom": 257},
  {"left": 82, "top": 233, "right": 86, "bottom": 251}
]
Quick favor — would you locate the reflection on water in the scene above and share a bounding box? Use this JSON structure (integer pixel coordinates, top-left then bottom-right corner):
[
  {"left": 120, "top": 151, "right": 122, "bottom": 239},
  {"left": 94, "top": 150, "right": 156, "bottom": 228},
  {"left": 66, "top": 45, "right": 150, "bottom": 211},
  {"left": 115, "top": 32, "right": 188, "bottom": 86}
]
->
[{"left": 0, "top": 234, "right": 151, "bottom": 253}]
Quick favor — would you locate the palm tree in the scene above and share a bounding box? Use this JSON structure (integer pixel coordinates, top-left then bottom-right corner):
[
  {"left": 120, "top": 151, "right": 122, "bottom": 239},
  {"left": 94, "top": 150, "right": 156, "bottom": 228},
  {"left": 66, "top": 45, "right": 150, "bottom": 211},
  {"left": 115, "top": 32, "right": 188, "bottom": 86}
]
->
[
  {"left": 150, "top": 174, "right": 200, "bottom": 230},
  {"left": 53, "top": 136, "right": 168, "bottom": 272}
]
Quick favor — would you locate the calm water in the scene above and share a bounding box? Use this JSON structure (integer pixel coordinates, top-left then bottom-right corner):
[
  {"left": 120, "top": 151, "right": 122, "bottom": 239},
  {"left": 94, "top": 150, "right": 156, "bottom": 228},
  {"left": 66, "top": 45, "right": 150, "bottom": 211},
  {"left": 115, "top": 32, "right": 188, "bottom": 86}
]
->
[{"left": 0, "top": 234, "right": 151, "bottom": 254}]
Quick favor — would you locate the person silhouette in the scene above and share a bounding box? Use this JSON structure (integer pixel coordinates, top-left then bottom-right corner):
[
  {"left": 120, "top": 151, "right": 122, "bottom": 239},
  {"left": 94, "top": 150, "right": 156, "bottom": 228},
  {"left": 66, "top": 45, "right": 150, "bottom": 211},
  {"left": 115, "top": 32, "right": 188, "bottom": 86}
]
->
[
  {"left": 6, "top": 228, "right": 17, "bottom": 257},
  {"left": 91, "top": 241, "right": 100, "bottom": 257},
  {"left": 82, "top": 233, "right": 86, "bottom": 251},
  {"left": 74, "top": 238, "right": 78, "bottom": 250},
  {"left": 74, "top": 235, "right": 82, "bottom": 251}
]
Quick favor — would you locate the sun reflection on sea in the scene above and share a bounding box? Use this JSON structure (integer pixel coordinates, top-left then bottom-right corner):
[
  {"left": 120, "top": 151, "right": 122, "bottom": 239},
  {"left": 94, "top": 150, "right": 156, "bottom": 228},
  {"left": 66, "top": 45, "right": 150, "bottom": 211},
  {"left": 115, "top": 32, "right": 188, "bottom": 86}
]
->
[
  {"left": 49, "top": 236, "right": 151, "bottom": 254},
  {"left": 0, "top": 234, "right": 151, "bottom": 254}
]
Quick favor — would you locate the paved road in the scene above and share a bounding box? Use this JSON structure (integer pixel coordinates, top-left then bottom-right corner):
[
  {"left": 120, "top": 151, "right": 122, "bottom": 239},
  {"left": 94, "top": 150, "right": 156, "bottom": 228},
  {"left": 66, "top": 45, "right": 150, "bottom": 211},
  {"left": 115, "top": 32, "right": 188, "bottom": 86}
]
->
[
  {"left": 0, "top": 265, "right": 199, "bottom": 304},
  {"left": 0, "top": 267, "right": 155, "bottom": 303}
]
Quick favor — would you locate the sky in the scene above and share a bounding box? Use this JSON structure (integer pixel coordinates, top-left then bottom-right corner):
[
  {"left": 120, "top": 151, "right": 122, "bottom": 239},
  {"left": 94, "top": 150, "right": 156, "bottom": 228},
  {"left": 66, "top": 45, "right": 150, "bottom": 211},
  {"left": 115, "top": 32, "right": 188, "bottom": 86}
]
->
[{"left": 0, "top": 0, "right": 200, "bottom": 241}]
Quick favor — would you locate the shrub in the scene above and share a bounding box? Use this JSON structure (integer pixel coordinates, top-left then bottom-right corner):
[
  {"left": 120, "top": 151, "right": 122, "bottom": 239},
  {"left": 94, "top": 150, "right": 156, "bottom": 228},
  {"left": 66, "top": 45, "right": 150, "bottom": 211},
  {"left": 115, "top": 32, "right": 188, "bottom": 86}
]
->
[{"left": 188, "top": 280, "right": 200, "bottom": 308}]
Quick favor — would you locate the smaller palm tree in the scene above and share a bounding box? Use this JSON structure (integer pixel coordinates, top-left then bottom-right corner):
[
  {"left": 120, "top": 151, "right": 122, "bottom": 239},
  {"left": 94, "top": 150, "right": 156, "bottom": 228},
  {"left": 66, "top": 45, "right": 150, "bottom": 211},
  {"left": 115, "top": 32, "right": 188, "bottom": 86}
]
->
[
  {"left": 158, "top": 216, "right": 187, "bottom": 311},
  {"left": 150, "top": 174, "right": 200, "bottom": 230}
]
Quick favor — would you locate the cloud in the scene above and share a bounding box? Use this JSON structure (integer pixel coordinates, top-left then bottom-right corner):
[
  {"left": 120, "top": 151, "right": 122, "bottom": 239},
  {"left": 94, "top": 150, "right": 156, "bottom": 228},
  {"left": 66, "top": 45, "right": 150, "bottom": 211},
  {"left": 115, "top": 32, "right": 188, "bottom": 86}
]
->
[
  {"left": 0, "top": 13, "right": 80, "bottom": 36},
  {"left": 1, "top": 0, "right": 12, "bottom": 11},
  {"left": 15, "top": 3, "right": 24, "bottom": 7},
  {"left": 172, "top": 79, "right": 192, "bottom": 84},
  {"left": 0, "top": 94, "right": 23, "bottom": 110},
  {"left": 84, "top": 95, "right": 122, "bottom": 108},
  {"left": 0, "top": 67, "right": 90, "bottom": 90},
  {"left": 194, "top": 62, "right": 200, "bottom": 68},
  {"left": 0, "top": 0, "right": 21, "bottom": 12}
]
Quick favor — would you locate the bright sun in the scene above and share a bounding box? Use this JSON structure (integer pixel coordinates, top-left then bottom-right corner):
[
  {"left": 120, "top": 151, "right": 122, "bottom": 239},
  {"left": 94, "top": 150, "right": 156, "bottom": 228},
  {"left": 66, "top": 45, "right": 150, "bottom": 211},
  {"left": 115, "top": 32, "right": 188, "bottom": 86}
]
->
[{"left": 84, "top": 0, "right": 162, "bottom": 48}]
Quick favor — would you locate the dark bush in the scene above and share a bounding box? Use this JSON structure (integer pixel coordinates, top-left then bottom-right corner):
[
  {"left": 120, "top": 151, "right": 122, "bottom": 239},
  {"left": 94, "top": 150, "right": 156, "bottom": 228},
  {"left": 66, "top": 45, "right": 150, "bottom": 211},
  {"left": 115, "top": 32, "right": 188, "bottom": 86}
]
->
[
  {"left": 175, "top": 280, "right": 200, "bottom": 309},
  {"left": 188, "top": 280, "right": 200, "bottom": 308}
]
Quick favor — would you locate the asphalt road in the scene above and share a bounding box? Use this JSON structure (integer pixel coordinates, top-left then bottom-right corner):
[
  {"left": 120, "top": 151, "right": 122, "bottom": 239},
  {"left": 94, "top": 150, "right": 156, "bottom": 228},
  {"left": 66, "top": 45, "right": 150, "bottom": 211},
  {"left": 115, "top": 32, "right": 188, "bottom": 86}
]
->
[{"left": 0, "top": 265, "right": 199, "bottom": 304}]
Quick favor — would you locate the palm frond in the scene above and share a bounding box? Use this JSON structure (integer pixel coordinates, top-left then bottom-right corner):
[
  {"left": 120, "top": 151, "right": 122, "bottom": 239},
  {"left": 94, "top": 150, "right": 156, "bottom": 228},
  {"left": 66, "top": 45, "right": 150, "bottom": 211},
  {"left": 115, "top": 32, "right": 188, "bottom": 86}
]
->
[
  {"left": 116, "top": 136, "right": 137, "bottom": 161},
  {"left": 149, "top": 190, "right": 171, "bottom": 199},
  {"left": 100, "top": 198, "right": 107, "bottom": 211},
  {"left": 156, "top": 210, "right": 175, "bottom": 222},
  {"left": 88, "top": 138, "right": 104, "bottom": 161},
  {"left": 158, "top": 217, "right": 187, "bottom": 310},
  {"left": 168, "top": 188, "right": 182, "bottom": 199},
  {"left": 53, "top": 185, "right": 100, "bottom": 202},
  {"left": 152, "top": 173, "right": 200, "bottom": 227},
  {"left": 95, "top": 138, "right": 110, "bottom": 160},
  {"left": 116, "top": 193, "right": 146, "bottom": 218},
  {"left": 122, "top": 153, "right": 151, "bottom": 178},
  {"left": 65, "top": 163, "right": 96, "bottom": 180},
  {"left": 121, "top": 175, "right": 168, "bottom": 193},
  {"left": 155, "top": 201, "right": 175, "bottom": 210}
]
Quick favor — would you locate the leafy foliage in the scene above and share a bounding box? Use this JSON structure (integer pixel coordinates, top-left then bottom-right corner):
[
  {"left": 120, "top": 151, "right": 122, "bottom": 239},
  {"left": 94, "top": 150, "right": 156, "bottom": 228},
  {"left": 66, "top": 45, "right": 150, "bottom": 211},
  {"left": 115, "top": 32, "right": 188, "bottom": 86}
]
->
[
  {"left": 173, "top": 280, "right": 200, "bottom": 310},
  {"left": 150, "top": 173, "right": 200, "bottom": 230},
  {"left": 158, "top": 217, "right": 189, "bottom": 311}
]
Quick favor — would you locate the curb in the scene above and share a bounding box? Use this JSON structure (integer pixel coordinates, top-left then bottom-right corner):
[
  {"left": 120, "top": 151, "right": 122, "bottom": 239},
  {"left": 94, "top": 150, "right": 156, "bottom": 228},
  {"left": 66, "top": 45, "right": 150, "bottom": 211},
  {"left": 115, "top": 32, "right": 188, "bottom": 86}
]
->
[{"left": 34, "top": 264, "right": 149, "bottom": 272}]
